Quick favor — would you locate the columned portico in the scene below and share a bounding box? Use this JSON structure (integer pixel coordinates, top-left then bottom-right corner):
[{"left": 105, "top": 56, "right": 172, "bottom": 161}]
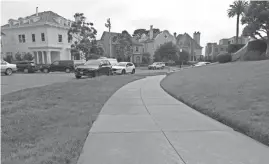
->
[
  {"left": 46, "top": 51, "right": 51, "bottom": 64},
  {"left": 41, "top": 51, "right": 45, "bottom": 64}
]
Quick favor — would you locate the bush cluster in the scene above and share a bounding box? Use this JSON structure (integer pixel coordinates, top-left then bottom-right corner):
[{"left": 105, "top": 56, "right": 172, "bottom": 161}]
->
[{"left": 217, "top": 53, "right": 232, "bottom": 63}]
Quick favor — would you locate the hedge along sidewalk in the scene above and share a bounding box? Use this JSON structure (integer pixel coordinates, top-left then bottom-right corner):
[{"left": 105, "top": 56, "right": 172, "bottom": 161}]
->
[
  {"left": 160, "top": 60, "right": 269, "bottom": 146},
  {"left": 1, "top": 75, "right": 146, "bottom": 164}
]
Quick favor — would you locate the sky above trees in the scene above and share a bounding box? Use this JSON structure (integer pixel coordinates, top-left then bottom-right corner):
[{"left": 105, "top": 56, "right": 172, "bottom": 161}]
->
[{"left": 1, "top": 0, "right": 239, "bottom": 55}]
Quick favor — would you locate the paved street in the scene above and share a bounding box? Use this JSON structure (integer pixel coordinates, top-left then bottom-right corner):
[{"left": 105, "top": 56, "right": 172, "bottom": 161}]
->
[
  {"left": 1, "top": 68, "right": 170, "bottom": 95},
  {"left": 77, "top": 75, "right": 269, "bottom": 164}
]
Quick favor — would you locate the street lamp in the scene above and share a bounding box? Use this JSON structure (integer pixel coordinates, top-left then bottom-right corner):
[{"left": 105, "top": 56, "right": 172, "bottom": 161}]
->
[{"left": 105, "top": 18, "right": 111, "bottom": 57}]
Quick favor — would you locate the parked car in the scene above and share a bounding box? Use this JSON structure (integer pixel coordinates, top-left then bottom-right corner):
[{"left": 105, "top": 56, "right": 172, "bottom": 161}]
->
[
  {"left": 98, "top": 57, "right": 118, "bottom": 66},
  {"left": 193, "top": 62, "right": 211, "bottom": 67},
  {"left": 40, "top": 60, "right": 75, "bottom": 73},
  {"left": 74, "top": 59, "right": 112, "bottom": 79},
  {"left": 15, "top": 61, "right": 37, "bottom": 73},
  {"left": 1, "top": 60, "right": 17, "bottom": 75},
  {"left": 112, "top": 62, "right": 135, "bottom": 75},
  {"left": 148, "top": 62, "right": 165, "bottom": 70}
]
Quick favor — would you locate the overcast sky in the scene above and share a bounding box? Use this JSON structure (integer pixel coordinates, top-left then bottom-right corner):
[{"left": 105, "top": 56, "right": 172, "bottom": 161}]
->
[{"left": 1, "top": 0, "right": 243, "bottom": 55}]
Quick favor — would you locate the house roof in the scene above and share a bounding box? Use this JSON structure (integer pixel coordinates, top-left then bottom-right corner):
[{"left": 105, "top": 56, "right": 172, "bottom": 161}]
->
[
  {"left": 1, "top": 11, "right": 71, "bottom": 28},
  {"left": 176, "top": 33, "right": 203, "bottom": 49},
  {"left": 100, "top": 31, "right": 120, "bottom": 40},
  {"left": 100, "top": 31, "right": 143, "bottom": 46},
  {"left": 139, "top": 30, "right": 160, "bottom": 43}
]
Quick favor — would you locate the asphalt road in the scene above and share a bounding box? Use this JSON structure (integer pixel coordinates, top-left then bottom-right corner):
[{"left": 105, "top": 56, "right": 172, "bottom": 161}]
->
[{"left": 1, "top": 68, "right": 171, "bottom": 95}]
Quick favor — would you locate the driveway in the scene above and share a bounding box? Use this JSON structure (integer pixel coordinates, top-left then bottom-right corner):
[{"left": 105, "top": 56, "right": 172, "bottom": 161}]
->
[{"left": 1, "top": 73, "right": 74, "bottom": 95}]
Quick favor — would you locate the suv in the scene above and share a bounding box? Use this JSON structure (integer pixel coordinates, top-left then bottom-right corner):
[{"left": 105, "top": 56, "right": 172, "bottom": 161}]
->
[
  {"left": 74, "top": 59, "right": 112, "bottom": 79},
  {"left": 40, "top": 60, "right": 74, "bottom": 73},
  {"left": 148, "top": 62, "right": 165, "bottom": 70},
  {"left": 16, "top": 61, "right": 37, "bottom": 73}
]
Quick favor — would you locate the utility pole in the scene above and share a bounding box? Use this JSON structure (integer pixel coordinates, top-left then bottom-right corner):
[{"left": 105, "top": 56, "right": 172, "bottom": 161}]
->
[{"left": 105, "top": 18, "right": 111, "bottom": 58}]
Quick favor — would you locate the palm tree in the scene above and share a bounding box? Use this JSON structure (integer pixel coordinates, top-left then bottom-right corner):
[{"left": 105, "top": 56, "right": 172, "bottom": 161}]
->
[{"left": 227, "top": 0, "right": 249, "bottom": 44}]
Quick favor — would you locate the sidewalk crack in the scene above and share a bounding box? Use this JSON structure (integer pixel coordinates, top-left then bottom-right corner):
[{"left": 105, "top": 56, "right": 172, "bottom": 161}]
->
[{"left": 139, "top": 78, "right": 187, "bottom": 164}]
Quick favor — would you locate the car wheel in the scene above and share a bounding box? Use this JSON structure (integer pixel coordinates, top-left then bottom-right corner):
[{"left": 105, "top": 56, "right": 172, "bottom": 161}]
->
[
  {"left": 121, "top": 69, "right": 126, "bottom": 75},
  {"left": 24, "top": 68, "right": 29, "bottom": 73},
  {"left": 65, "top": 68, "right": 71, "bottom": 73},
  {"left": 75, "top": 75, "right": 81, "bottom": 79},
  {"left": 43, "top": 68, "right": 49, "bottom": 73},
  {"left": 107, "top": 70, "right": 111, "bottom": 76},
  {"left": 92, "top": 71, "right": 98, "bottom": 78},
  {"left": 131, "top": 69, "right": 135, "bottom": 74},
  {"left": 5, "top": 68, "right": 12, "bottom": 75}
]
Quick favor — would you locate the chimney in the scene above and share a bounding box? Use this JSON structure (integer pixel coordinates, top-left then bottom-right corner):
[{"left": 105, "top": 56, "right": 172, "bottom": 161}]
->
[
  {"left": 193, "top": 31, "right": 200, "bottom": 45},
  {"left": 149, "top": 25, "right": 153, "bottom": 40},
  {"left": 36, "top": 7, "right": 38, "bottom": 16},
  {"left": 174, "top": 32, "right": 177, "bottom": 38}
]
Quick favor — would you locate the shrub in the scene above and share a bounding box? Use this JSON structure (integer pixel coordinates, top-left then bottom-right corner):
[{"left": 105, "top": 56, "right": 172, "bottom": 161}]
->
[
  {"left": 247, "top": 40, "right": 267, "bottom": 52},
  {"left": 3, "top": 54, "right": 13, "bottom": 63},
  {"left": 15, "top": 52, "right": 23, "bottom": 61},
  {"left": 217, "top": 53, "right": 232, "bottom": 63},
  {"left": 23, "top": 52, "right": 34, "bottom": 61},
  {"left": 227, "top": 44, "right": 245, "bottom": 53}
]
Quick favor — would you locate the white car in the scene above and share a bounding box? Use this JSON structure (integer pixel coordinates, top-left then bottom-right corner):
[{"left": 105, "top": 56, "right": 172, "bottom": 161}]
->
[
  {"left": 148, "top": 62, "right": 165, "bottom": 70},
  {"left": 194, "top": 62, "right": 211, "bottom": 67},
  {"left": 112, "top": 62, "right": 135, "bottom": 75},
  {"left": 1, "top": 60, "right": 17, "bottom": 75}
]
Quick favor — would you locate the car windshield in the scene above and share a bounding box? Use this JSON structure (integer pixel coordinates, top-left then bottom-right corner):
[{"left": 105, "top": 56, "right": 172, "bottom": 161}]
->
[
  {"left": 84, "top": 60, "right": 100, "bottom": 66},
  {"left": 152, "top": 63, "right": 158, "bottom": 65},
  {"left": 117, "top": 63, "right": 126, "bottom": 67}
]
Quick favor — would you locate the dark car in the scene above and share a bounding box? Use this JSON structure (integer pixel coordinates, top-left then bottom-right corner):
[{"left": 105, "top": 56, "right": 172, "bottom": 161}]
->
[
  {"left": 15, "top": 61, "right": 37, "bottom": 73},
  {"left": 40, "top": 60, "right": 74, "bottom": 73},
  {"left": 74, "top": 59, "right": 112, "bottom": 79}
]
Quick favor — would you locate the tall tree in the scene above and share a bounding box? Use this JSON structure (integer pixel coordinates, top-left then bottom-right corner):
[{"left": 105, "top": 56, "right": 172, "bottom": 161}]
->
[
  {"left": 115, "top": 31, "right": 133, "bottom": 61},
  {"left": 227, "top": 0, "right": 249, "bottom": 44},
  {"left": 154, "top": 42, "right": 179, "bottom": 62},
  {"left": 132, "top": 28, "right": 161, "bottom": 38},
  {"left": 68, "top": 13, "right": 97, "bottom": 60},
  {"left": 241, "top": 1, "right": 269, "bottom": 56},
  {"left": 132, "top": 29, "right": 148, "bottom": 37}
]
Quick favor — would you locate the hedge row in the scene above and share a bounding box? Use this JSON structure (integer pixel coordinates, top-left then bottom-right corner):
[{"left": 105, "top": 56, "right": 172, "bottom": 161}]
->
[{"left": 247, "top": 40, "right": 267, "bottom": 52}]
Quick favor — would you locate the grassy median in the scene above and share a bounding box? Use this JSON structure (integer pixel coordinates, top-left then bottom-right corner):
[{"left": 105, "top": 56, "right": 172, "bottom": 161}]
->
[
  {"left": 161, "top": 60, "right": 269, "bottom": 146},
  {"left": 1, "top": 74, "right": 149, "bottom": 164}
]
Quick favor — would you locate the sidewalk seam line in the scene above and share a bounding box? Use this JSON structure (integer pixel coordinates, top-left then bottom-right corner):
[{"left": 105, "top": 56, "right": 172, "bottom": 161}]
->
[{"left": 139, "top": 77, "right": 187, "bottom": 164}]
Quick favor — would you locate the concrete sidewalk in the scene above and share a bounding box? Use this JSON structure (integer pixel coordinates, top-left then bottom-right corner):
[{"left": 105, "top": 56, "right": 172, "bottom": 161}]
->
[{"left": 77, "top": 75, "right": 269, "bottom": 164}]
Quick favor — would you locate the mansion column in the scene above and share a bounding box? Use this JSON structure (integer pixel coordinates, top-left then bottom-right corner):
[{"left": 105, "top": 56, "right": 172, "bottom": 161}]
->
[
  {"left": 35, "top": 51, "right": 39, "bottom": 64},
  {"left": 41, "top": 51, "right": 45, "bottom": 64},
  {"left": 46, "top": 51, "right": 51, "bottom": 64}
]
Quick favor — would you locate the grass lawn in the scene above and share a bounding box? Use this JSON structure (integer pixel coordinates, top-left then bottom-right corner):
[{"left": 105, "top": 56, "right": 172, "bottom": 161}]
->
[
  {"left": 1, "top": 74, "right": 149, "bottom": 164},
  {"left": 161, "top": 60, "right": 269, "bottom": 146}
]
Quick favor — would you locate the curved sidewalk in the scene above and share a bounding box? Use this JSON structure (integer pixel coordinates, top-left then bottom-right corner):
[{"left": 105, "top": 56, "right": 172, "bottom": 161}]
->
[{"left": 77, "top": 75, "right": 269, "bottom": 164}]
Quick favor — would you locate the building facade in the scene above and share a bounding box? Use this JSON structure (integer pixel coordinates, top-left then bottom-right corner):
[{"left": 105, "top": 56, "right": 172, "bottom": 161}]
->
[
  {"left": 98, "top": 31, "right": 143, "bottom": 64},
  {"left": 205, "top": 36, "right": 250, "bottom": 61},
  {"left": 175, "top": 32, "right": 203, "bottom": 61},
  {"left": 137, "top": 25, "right": 203, "bottom": 63},
  {"left": 1, "top": 9, "right": 73, "bottom": 64}
]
